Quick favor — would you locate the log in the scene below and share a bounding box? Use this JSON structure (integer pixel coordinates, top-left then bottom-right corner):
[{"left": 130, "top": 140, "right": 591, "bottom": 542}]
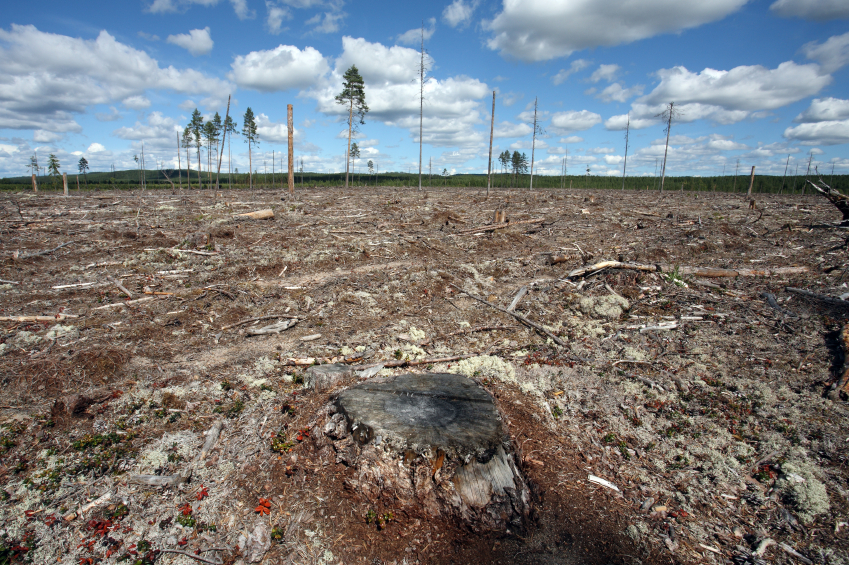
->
[
  {"left": 315, "top": 373, "right": 531, "bottom": 531},
  {"left": 456, "top": 217, "right": 545, "bottom": 234},
  {"left": 567, "top": 261, "right": 659, "bottom": 278},
  {"left": 235, "top": 209, "right": 274, "bottom": 220},
  {"left": 0, "top": 314, "right": 78, "bottom": 322},
  {"left": 245, "top": 319, "right": 297, "bottom": 336},
  {"left": 786, "top": 287, "right": 849, "bottom": 308}
]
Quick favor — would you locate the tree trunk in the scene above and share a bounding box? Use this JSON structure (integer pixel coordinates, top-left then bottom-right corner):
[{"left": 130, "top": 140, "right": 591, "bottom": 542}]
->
[
  {"left": 288, "top": 104, "right": 294, "bottom": 196},
  {"left": 313, "top": 372, "right": 531, "bottom": 532},
  {"left": 197, "top": 145, "right": 202, "bottom": 190},
  {"left": 345, "top": 100, "right": 353, "bottom": 191},
  {"left": 248, "top": 139, "right": 253, "bottom": 190}
]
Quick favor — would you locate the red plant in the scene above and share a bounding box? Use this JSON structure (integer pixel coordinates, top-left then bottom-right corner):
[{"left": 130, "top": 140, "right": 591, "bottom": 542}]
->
[
  {"left": 255, "top": 498, "right": 271, "bottom": 515},
  {"left": 177, "top": 503, "right": 193, "bottom": 516},
  {"left": 196, "top": 485, "right": 209, "bottom": 501}
]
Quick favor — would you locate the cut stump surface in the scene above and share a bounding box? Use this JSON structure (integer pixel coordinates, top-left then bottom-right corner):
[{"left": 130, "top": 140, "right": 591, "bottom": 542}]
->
[{"left": 314, "top": 373, "right": 531, "bottom": 532}]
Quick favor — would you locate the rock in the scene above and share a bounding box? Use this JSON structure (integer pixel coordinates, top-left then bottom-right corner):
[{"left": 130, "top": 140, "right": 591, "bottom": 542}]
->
[
  {"left": 320, "top": 372, "right": 531, "bottom": 531},
  {"left": 244, "top": 521, "right": 271, "bottom": 563},
  {"left": 305, "top": 363, "right": 353, "bottom": 392}
]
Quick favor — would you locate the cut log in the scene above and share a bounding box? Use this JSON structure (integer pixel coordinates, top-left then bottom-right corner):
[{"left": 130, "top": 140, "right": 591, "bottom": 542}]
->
[
  {"left": 235, "top": 209, "right": 274, "bottom": 220},
  {"left": 313, "top": 373, "right": 531, "bottom": 532},
  {"left": 456, "top": 217, "right": 545, "bottom": 234}
]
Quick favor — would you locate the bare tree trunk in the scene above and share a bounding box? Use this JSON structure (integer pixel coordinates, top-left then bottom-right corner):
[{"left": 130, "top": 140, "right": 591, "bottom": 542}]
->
[
  {"left": 780, "top": 155, "right": 789, "bottom": 194},
  {"left": 529, "top": 97, "right": 537, "bottom": 191},
  {"left": 418, "top": 25, "right": 425, "bottom": 191},
  {"left": 63, "top": 173, "right": 68, "bottom": 197},
  {"left": 216, "top": 95, "right": 230, "bottom": 192},
  {"left": 747, "top": 166, "right": 756, "bottom": 198},
  {"left": 32, "top": 174, "right": 37, "bottom": 193},
  {"left": 660, "top": 102, "right": 673, "bottom": 192},
  {"left": 197, "top": 141, "right": 202, "bottom": 190},
  {"left": 487, "top": 91, "right": 495, "bottom": 198},
  {"left": 288, "top": 104, "right": 294, "bottom": 197},
  {"left": 177, "top": 132, "right": 182, "bottom": 190},
  {"left": 621, "top": 114, "right": 630, "bottom": 190}
]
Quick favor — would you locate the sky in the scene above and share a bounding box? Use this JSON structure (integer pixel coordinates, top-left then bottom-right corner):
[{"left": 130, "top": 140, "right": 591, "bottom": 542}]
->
[{"left": 0, "top": 0, "right": 848, "bottom": 180}]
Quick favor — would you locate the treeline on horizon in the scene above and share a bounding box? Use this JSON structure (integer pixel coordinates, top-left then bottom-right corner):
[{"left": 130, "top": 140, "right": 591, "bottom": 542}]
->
[{"left": 1, "top": 169, "right": 845, "bottom": 194}]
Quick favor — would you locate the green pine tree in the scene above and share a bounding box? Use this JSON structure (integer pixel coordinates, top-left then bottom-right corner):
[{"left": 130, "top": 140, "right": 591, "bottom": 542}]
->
[
  {"left": 242, "top": 107, "right": 258, "bottom": 189},
  {"left": 335, "top": 65, "right": 368, "bottom": 191}
]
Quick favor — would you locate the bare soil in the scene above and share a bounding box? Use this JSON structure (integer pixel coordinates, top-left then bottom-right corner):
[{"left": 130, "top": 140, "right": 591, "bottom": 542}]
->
[{"left": 1, "top": 186, "right": 848, "bottom": 565}]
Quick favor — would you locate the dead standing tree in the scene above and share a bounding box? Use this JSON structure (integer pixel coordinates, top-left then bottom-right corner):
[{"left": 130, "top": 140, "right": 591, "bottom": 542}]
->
[
  {"left": 528, "top": 97, "right": 544, "bottom": 191},
  {"left": 656, "top": 102, "right": 681, "bottom": 192},
  {"left": 416, "top": 24, "right": 430, "bottom": 192}
]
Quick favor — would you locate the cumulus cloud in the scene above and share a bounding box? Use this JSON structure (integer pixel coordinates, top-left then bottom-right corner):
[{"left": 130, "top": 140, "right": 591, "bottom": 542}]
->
[
  {"left": 95, "top": 106, "right": 123, "bottom": 122},
  {"left": 485, "top": 0, "right": 748, "bottom": 62},
  {"left": 794, "top": 97, "right": 849, "bottom": 122},
  {"left": 549, "top": 110, "right": 602, "bottom": 133},
  {"left": 502, "top": 92, "right": 523, "bottom": 106},
  {"left": 123, "top": 95, "right": 152, "bottom": 110},
  {"left": 148, "top": 0, "right": 253, "bottom": 19},
  {"left": 803, "top": 32, "right": 849, "bottom": 73},
  {"left": 167, "top": 27, "right": 214, "bottom": 55},
  {"left": 784, "top": 118, "right": 849, "bottom": 145},
  {"left": 551, "top": 59, "right": 590, "bottom": 85},
  {"left": 770, "top": 0, "right": 849, "bottom": 20},
  {"left": 397, "top": 18, "right": 436, "bottom": 45},
  {"left": 595, "top": 83, "right": 644, "bottom": 103},
  {"left": 266, "top": 2, "right": 292, "bottom": 33},
  {"left": 229, "top": 44, "right": 329, "bottom": 91},
  {"left": 306, "top": 11, "right": 345, "bottom": 33},
  {"left": 87, "top": 142, "right": 107, "bottom": 153},
  {"left": 494, "top": 121, "right": 532, "bottom": 138},
  {"left": 443, "top": 0, "right": 478, "bottom": 28},
  {"left": 309, "top": 37, "right": 490, "bottom": 149},
  {"left": 0, "top": 25, "right": 231, "bottom": 133},
  {"left": 33, "top": 130, "right": 64, "bottom": 143},
  {"left": 589, "top": 64, "right": 619, "bottom": 83}
]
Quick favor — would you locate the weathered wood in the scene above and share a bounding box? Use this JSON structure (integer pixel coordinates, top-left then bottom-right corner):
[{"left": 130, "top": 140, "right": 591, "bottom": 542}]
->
[
  {"left": 807, "top": 178, "right": 849, "bottom": 222},
  {"left": 107, "top": 275, "right": 133, "bottom": 299},
  {"left": 316, "top": 373, "right": 531, "bottom": 531},
  {"left": 566, "top": 260, "right": 808, "bottom": 279},
  {"left": 786, "top": 286, "right": 849, "bottom": 308},
  {"left": 507, "top": 285, "right": 528, "bottom": 312},
  {"left": 245, "top": 318, "right": 297, "bottom": 336},
  {"left": 567, "top": 260, "right": 659, "bottom": 278},
  {"left": 450, "top": 284, "right": 567, "bottom": 347},
  {"left": 127, "top": 474, "right": 187, "bottom": 487},
  {"left": 220, "top": 314, "right": 299, "bottom": 331},
  {"left": 456, "top": 217, "right": 544, "bottom": 234},
  {"left": 0, "top": 314, "right": 78, "bottom": 322},
  {"left": 235, "top": 209, "right": 274, "bottom": 220},
  {"left": 198, "top": 420, "right": 223, "bottom": 461}
]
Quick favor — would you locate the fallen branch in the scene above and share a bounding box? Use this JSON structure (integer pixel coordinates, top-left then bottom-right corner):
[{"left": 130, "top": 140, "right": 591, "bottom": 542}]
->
[
  {"left": 0, "top": 314, "right": 78, "bottom": 322},
  {"left": 786, "top": 287, "right": 849, "bottom": 308},
  {"left": 107, "top": 276, "right": 133, "bottom": 299},
  {"left": 456, "top": 217, "right": 546, "bottom": 234},
  {"left": 361, "top": 353, "right": 478, "bottom": 369},
  {"left": 127, "top": 474, "right": 187, "bottom": 487},
  {"left": 198, "top": 420, "right": 223, "bottom": 461},
  {"left": 622, "top": 372, "right": 666, "bottom": 392},
  {"left": 143, "top": 247, "right": 218, "bottom": 256},
  {"left": 567, "top": 261, "right": 659, "bottom": 278},
  {"left": 235, "top": 209, "right": 274, "bottom": 220},
  {"left": 221, "top": 314, "right": 300, "bottom": 331},
  {"left": 760, "top": 292, "right": 798, "bottom": 318},
  {"left": 419, "top": 325, "right": 518, "bottom": 347},
  {"left": 245, "top": 319, "right": 298, "bottom": 336},
  {"left": 507, "top": 286, "right": 528, "bottom": 312},
  {"left": 94, "top": 296, "right": 156, "bottom": 310},
  {"left": 0, "top": 279, "right": 20, "bottom": 285},
  {"left": 449, "top": 284, "right": 567, "bottom": 347},
  {"left": 16, "top": 241, "right": 74, "bottom": 260},
  {"left": 807, "top": 177, "right": 849, "bottom": 223}
]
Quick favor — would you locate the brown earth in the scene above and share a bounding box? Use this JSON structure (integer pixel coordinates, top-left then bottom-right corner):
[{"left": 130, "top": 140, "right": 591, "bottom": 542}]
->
[{"left": 0, "top": 186, "right": 848, "bottom": 565}]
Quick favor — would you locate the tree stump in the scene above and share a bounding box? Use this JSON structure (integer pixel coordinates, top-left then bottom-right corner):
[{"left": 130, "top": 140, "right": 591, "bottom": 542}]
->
[{"left": 311, "top": 373, "right": 531, "bottom": 532}]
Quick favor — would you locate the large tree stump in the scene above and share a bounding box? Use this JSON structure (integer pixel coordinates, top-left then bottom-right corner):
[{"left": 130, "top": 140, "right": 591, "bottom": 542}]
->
[{"left": 311, "top": 373, "right": 531, "bottom": 532}]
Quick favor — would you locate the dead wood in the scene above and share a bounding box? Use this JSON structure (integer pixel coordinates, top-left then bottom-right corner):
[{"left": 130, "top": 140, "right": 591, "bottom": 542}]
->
[
  {"left": 107, "top": 276, "right": 133, "bottom": 299},
  {"left": 235, "top": 209, "right": 274, "bottom": 220},
  {"left": 157, "top": 549, "right": 222, "bottom": 565},
  {"left": 0, "top": 279, "right": 20, "bottom": 285},
  {"left": 245, "top": 319, "right": 298, "bottom": 336},
  {"left": 220, "top": 314, "right": 300, "bottom": 331},
  {"left": 143, "top": 247, "right": 218, "bottom": 257},
  {"left": 566, "top": 260, "right": 808, "bottom": 279},
  {"left": 449, "top": 284, "right": 567, "bottom": 347},
  {"left": 567, "top": 260, "right": 659, "bottom": 278},
  {"left": 785, "top": 287, "right": 849, "bottom": 308},
  {"left": 16, "top": 241, "right": 74, "bottom": 260},
  {"left": 127, "top": 474, "right": 187, "bottom": 487},
  {"left": 456, "top": 217, "right": 545, "bottom": 234},
  {"left": 0, "top": 314, "right": 78, "bottom": 322},
  {"left": 198, "top": 420, "right": 223, "bottom": 460},
  {"left": 828, "top": 325, "right": 849, "bottom": 400},
  {"left": 760, "top": 292, "right": 798, "bottom": 318},
  {"left": 507, "top": 286, "right": 528, "bottom": 311},
  {"left": 807, "top": 178, "right": 849, "bottom": 223}
]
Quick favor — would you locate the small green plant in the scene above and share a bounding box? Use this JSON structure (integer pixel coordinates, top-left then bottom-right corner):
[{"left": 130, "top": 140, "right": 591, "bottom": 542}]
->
[
  {"left": 365, "top": 509, "right": 377, "bottom": 524},
  {"left": 551, "top": 406, "right": 563, "bottom": 419},
  {"left": 393, "top": 349, "right": 403, "bottom": 360},
  {"left": 270, "top": 431, "right": 295, "bottom": 453},
  {"left": 220, "top": 380, "right": 233, "bottom": 391},
  {"left": 292, "top": 373, "right": 304, "bottom": 385},
  {"left": 663, "top": 265, "right": 686, "bottom": 287},
  {"left": 226, "top": 400, "right": 245, "bottom": 418},
  {"left": 618, "top": 441, "right": 631, "bottom": 460},
  {"left": 167, "top": 453, "right": 183, "bottom": 463},
  {"left": 260, "top": 384, "right": 273, "bottom": 392},
  {"left": 602, "top": 432, "right": 616, "bottom": 444},
  {"left": 271, "top": 526, "right": 285, "bottom": 541},
  {"left": 176, "top": 515, "right": 196, "bottom": 527}
]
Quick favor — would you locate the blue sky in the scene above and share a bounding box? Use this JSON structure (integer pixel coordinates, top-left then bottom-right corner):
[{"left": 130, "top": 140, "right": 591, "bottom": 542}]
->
[{"left": 0, "top": 0, "right": 848, "bottom": 180}]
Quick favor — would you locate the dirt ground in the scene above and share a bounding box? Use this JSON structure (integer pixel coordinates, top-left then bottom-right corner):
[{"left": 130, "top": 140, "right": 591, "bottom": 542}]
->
[{"left": 1, "top": 185, "right": 848, "bottom": 565}]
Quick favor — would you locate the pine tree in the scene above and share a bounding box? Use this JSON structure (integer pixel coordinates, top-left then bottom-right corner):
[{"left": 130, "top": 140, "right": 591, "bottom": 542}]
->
[
  {"left": 78, "top": 157, "right": 89, "bottom": 188},
  {"left": 335, "top": 65, "right": 368, "bottom": 191},
  {"left": 47, "top": 154, "right": 61, "bottom": 186},
  {"left": 242, "top": 107, "right": 258, "bottom": 189},
  {"left": 350, "top": 142, "right": 360, "bottom": 187},
  {"left": 190, "top": 109, "right": 204, "bottom": 189},
  {"left": 223, "top": 115, "right": 238, "bottom": 189},
  {"left": 181, "top": 126, "right": 194, "bottom": 189}
]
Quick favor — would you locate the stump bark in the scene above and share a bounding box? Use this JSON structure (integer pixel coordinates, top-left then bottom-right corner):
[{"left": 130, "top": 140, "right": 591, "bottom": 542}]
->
[{"left": 311, "top": 373, "right": 531, "bottom": 532}]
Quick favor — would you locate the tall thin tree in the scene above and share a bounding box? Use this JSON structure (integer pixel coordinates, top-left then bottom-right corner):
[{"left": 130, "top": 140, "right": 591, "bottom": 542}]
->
[
  {"left": 487, "top": 91, "right": 495, "bottom": 197},
  {"left": 529, "top": 97, "right": 543, "bottom": 191},
  {"left": 242, "top": 107, "right": 258, "bottom": 189},
  {"left": 417, "top": 23, "right": 430, "bottom": 192},
  {"left": 780, "top": 154, "right": 790, "bottom": 194},
  {"left": 621, "top": 113, "right": 630, "bottom": 190},
  {"left": 78, "top": 157, "right": 89, "bottom": 188},
  {"left": 223, "top": 113, "right": 237, "bottom": 189},
  {"left": 190, "top": 109, "right": 204, "bottom": 189},
  {"left": 177, "top": 131, "right": 182, "bottom": 189},
  {"left": 181, "top": 126, "right": 193, "bottom": 189},
  {"left": 335, "top": 65, "right": 368, "bottom": 191},
  {"left": 655, "top": 102, "right": 680, "bottom": 192}
]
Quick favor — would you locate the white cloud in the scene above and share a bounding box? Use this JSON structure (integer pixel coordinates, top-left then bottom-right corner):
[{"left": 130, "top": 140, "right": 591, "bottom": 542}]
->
[
  {"left": 561, "top": 136, "right": 583, "bottom": 143},
  {"left": 589, "top": 146, "right": 614, "bottom": 154},
  {"left": 802, "top": 32, "right": 849, "bottom": 73},
  {"left": 95, "top": 106, "right": 123, "bottom": 121},
  {"left": 87, "top": 142, "right": 107, "bottom": 153},
  {"left": 167, "top": 27, "right": 214, "bottom": 56},
  {"left": 502, "top": 92, "right": 523, "bottom": 106},
  {"left": 33, "top": 130, "right": 64, "bottom": 143},
  {"left": 605, "top": 114, "right": 658, "bottom": 130},
  {"left": 485, "top": 0, "right": 748, "bottom": 62},
  {"left": 493, "top": 121, "right": 532, "bottom": 138},
  {"left": 148, "top": 0, "right": 253, "bottom": 19},
  {"left": 550, "top": 110, "right": 602, "bottom": 133},
  {"left": 443, "top": 0, "right": 478, "bottom": 28},
  {"left": 604, "top": 154, "right": 623, "bottom": 165},
  {"left": 255, "top": 113, "right": 302, "bottom": 144},
  {"left": 551, "top": 59, "right": 590, "bottom": 85},
  {"left": 589, "top": 64, "right": 620, "bottom": 83},
  {"left": 784, "top": 120, "right": 849, "bottom": 145},
  {"left": 178, "top": 99, "right": 197, "bottom": 111},
  {"left": 229, "top": 44, "right": 329, "bottom": 92},
  {"left": 0, "top": 25, "right": 231, "bottom": 133},
  {"left": 397, "top": 19, "right": 436, "bottom": 45},
  {"left": 795, "top": 97, "right": 849, "bottom": 122},
  {"left": 770, "top": 0, "right": 849, "bottom": 20},
  {"left": 596, "top": 83, "right": 644, "bottom": 103},
  {"left": 123, "top": 95, "right": 152, "bottom": 110},
  {"left": 113, "top": 112, "right": 181, "bottom": 144},
  {"left": 266, "top": 2, "right": 292, "bottom": 33},
  {"left": 306, "top": 11, "right": 345, "bottom": 33}
]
